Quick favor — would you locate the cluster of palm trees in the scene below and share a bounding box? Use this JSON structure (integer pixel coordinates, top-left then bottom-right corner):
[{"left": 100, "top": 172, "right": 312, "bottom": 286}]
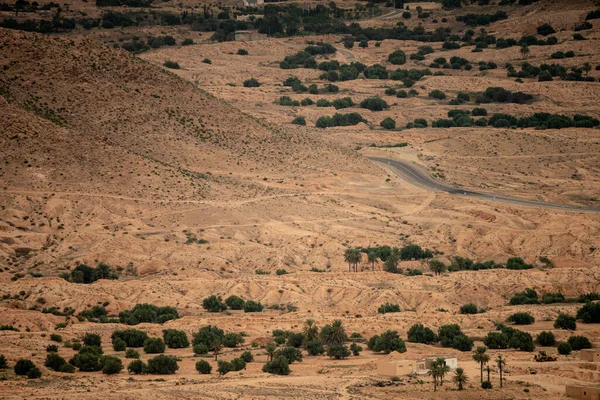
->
[
  {"left": 472, "top": 346, "right": 507, "bottom": 388},
  {"left": 427, "top": 357, "right": 467, "bottom": 392},
  {"left": 343, "top": 248, "right": 378, "bottom": 272},
  {"left": 427, "top": 347, "right": 507, "bottom": 392}
]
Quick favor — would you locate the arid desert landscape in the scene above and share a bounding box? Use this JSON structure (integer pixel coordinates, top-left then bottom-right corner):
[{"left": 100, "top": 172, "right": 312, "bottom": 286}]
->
[{"left": 1, "top": 0, "right": 600, "bottom": 398}]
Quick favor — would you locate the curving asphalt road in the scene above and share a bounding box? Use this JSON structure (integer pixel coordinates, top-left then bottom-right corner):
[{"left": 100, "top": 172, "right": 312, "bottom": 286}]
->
[{"left": 368, "top": 156, "right": 600, "bottom": 213}]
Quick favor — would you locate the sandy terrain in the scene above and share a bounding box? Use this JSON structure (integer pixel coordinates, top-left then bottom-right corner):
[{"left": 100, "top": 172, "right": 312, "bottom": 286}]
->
[{"left": 1, "top": 0, "right": 600, "bottom": 398}]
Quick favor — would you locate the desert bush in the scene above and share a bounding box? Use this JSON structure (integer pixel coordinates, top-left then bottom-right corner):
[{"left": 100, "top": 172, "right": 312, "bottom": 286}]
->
[
  {"left": 407, "top": 324, "right": 437, "bottom": 344},
  {"left": 552, "top": 316, "right": 576, "bottom": 334},
  {"left": 536, "top": 23, "right": 555, "bottom": 36},
  {"left": 327, "top": 343, "right": 351, "bottom": 359},
  {"left": 577, "top": 302, "right": 600, "bottom": 323},
  {"left": 507, "top": 312, "right": 535, "bottom": 325},
  {"left": 243, "top": 78, "right": 261, "bottom": 88},
  {"left": 482, "top": 380, "right": 493, "bottom": 389},
  {"left": 244, "top": 300, "right": 264, "bottom": 313},
  {"left": 305, "top": 339, "right": 325, "bottom": 356},
  {"left": 263, "top": 355, "right": 290, "bottom": 375},
  {"left": 369, "top": 330, "right": 407, "bottom": 354},
  {"left": 127, "top": 359, "right": 147, "bottom": 374},
  {"left": 196, "top": 360, "right": 212, "bottom": 374},
  {"left": 274, "top": 346, "right": 303, "bottom": 363},
  {"left": 101, "top": 355, "right": 123, "bottom": 374},
  {"left": 476, "top": 87, "right": 533, "bottom": 104},
  {"left": 385, "top": 87, "right": 397, "bottom": 96},
  {"left": 112, "top": 329, "right": 148, "bottom": 347},
  {"left": 113, "top": 338, "right": 126, "bottom": 351},
  {"left": 536, "top": 331, "right": 556, "bottom": 346},
  {"left": 83, "top": 333, "right": 102, "bottom": 347},
  {"left": 0, "top": 354, "right": 7, "bottom": 369},
  {"left": 360, "top": 97, "right": 389, "bottom": 111},
  {"left": 363, "top": 64, "right": 388, "bottom": 79},
  {"left": 163, "top": 60, "right": 180, "bottom": 69},
  {"left": 438, "top": 324, "right": 473, "bottom": 351},
  {"left": 217, "top": 360, "right": 232, "bottom": 375},
  {"left": 223, "top": 333, "right": 244, "bottom": 348},
  {"left": 483, "top": 331, "right": 509, "bottom": 349},
  {"left": 557, "top": 342, "right": 572, "bottom": 355},
  {"left": 429, "top": 90, "right": 446, "bottom": 100},
  {"left": 316, "top": 113, "right": 364, "bottom": 128},
  {"left": 350, "top": 343, "right": 362, "bottom": 356},
  {"left": 568, "top": 336, "right": 592, "bottom": 350},
  {"left": 496, "top": 324, "right": 535, "bottom": 351},
  {"left": 442, "top": 41, "right": 461, "bottom": 50},
  {"left": 396, "top": 90, "right": 407, "bottom": 98},
  {"left": 472, "top": 107, "right": 487, "bottom": 116},
  {"left": 50, "top": 333, "right": 63, "bottom": 342},
  {"left": 287, "top": 333, "right": 304, "bottom": 348},
  {"left": 277, "top": 96, "right": 300, "bottom": 107},
  {"left": 62, "top": 263, "right": 119, "bottom": 284},
  {"left": 332, "top": 97, "right": 354, "bottom": 109},
  {"left": 27, "top": 366, "right": 42, "bottom": 378},
  {"left": 147, "top": 355, "right": 179, "bottom": 374},
  {"left": 378, "top": 303, "right": 400, "bottom": 314},
  {"left": 237, "top": 48, "right": 248, "bottom": 55},
  {"left": 14, "top": 359, "right": 37, "bottom": 376},
  {"left": 509, "top": 288, "right": 539, "bottom": 305},
  {"left": 193, "top": 343, "right": 209, "bottom": 355},
  {"left": 163, "top": 329, "right": 189, "bottom": 348},
  {"left": 388, "top": 50, "right": 407, "bottom": 65},
  {"left": 144, "top": 337, "right": 166, "bottom": 354},
  {"left": 202, "top": 58, "right": 211, "bottom": 64},
  {"left": 182, "top": 38, "right": 194, "bottom": 46},
  {"left": 45, "top": 353, "right": 67, "bottom": 371},
  {"left": 291, "top": 116, "right": 306, "bottom": 125},
  {"left": 202, "top": 296, "right": 227, "bottom": 312},
  {"left": 240, "top": 351, "right": 254, "bottom": 363},
  {"left": 380, "top": 117, "right": 396, "bottom": 130},
  {"left": 125, "top": 349, "right": 140, "bottom": 359},
  {"left": 459, "top": 303, "right": 478, "bottom": 314},
  {"left": 118, "top": 304, "right": 179, "bottom": 325}
]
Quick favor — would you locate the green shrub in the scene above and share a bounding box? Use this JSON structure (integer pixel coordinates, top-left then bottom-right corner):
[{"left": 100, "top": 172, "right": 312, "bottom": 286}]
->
[
  {"left": 223, "top": 333, "right": 244, "bottom": 348},
  {"left": 554, "top": 313, "right": 576, "bottom": 330},
  {"left": 163, "top": 60, "right": 180, "bottom": 69},
  {"left": 537, "top": 23, "right": 556, "bottom": 36},
  {"left": 202, "top": 58, "right": 211, "bottom": 64},
  {"left": 118, "top": 304, "right": 179, "bottom": 325},
  {"left": 196, "top": 360, "right": 212, "bottom": 374},
  {"left": 182, "top": 38, "right": 194, "bottom": 46},
  {"left": 396, "top": 90, "right": 408, "bottom": 98},
  {"left": 50, "top": 333, "right": 62, "bottom": 342},
  {"left": 217, "top": 360, "right": 232, "bottom": 375},
  {"left": 70, "top": 346, "right": 103, "bottom": 371},
  {"left": 305, "top": 339, "right": 325, "bottom": 356},
  {"left": 568, "top": 336, "right": 592, "bottom": 350},
  {"left": 380, "top": 117, "right": 396, "bottom": 130},
  {"left": 112, "top": 329, "right": 148, "bottom": 347},
  {"left": 230, "top": 357, "right": 246, "bottom": 371},
  {"left": 276, "top": 269, "right": 288, "bottom": 276},
  {"left": 407, "top": 324, "right": 437, "bottom": 344},
  {"left": 360, "top": 97, "right": 389, "bottom": 111},
  {"left": 225, "top": 296, "right": 245, "bottom": 310},
  {"left": 509, "top": 288, "right": 539, "bottom": 305},
  {"left": 263, "top": 355, "right": 290, "bottom": 375},
  {"left": 127, "top": 359, "right": 147, "bottom": 374},
  {"left": 202, "top": 296, "right": 227, "bottom": 312},
  {"left": 536, "top": 331, "right": 556, "bottom": 346},
  {"left": 193, "top": 343, "right": 209, "bottom": 355},
  {"left": 101, "top": 355, "right": 123, "bottom": 374},
  {"left": 287, "top": 333, "right": 304, "bottom": 348},
  {"left": 274, "top": 346, "right": 303, "bottom": 363},
  {"left": 300, "top": 97, "right": 313, "bottom": 106},
  {"left": 14, "top": 359, "right": 36, "bottom": 376},
  {"left": 363, "top": 64, "right": 388, "bottom": 79},
  {"left": 332, "top": 97, "right": 354, "bottom": 109},
  {"left": 125, "top": 349, "right": 140, "bottom": 359},
  {"left": 147, "top": 355, "right": 179, "bottom": 374},
  {"left": 350, "top": 343, "right": 362, "bottom": 356},
  {"left": 482, "top": 381, "right": 493, "bottom": 389},
  {"left": 144, "top": 338, "right": 166, "bottom": 354},
  {"left": 327, "top": 343, "right": 351, "bottom": 359},
  {"left": 577, "top": 302, "right": 600, "bottom": 323},
  {"left": 378, "top": 303, "right": 400, "bottom": 314},
  {"left": 291, "top": 116, "right": 306, "bottom": 125},
  {"left": 240, "top": 351, "right": 254, "bottom": 363},
  {"left": 388, "top": 50, "right": 407, "bottom": 65},
  {"left": 459, "top": 303, "right": 478, "bottom": 314},
  {"left": 483, "top": 331, "right": 509, "bottom": 349},
  {"left": 557, "top": 342, "right": 572, "bottom": 355},
  {"left": 45, "top": 353, "right": 67, "bottom": 371},
  {"left": 507, "top": 312, "right": 535, "bottom": 325},
  {"left": 243, "top": 78, "right": 261, "bottom": 88},
  {"left": 277, "top": 96, "right": 300, "bottom": 106},
  {"left": 237, "top": 48, "right": 248, "bottom": 55},
  {"left": 163, "top": 329, "right": 189, "bottom": 348},
  {"left": 0, "top": 354, "right": 7, "bottom": 369},
  {"left": 83, "top": 333, "right": 102, "bottom": 347},
  {"left": 429, "top": 90, "right": 446, "bottom": 100},
  {"left": 113, "top": 338, "right": 126, "bottom": 351},
  {"left": 26, "top": 366, "right": 42, "bottom": 379},
  {"left": 385, "top": 87, "right": 397, "bottom": 96},
  {"left": 369, "top": 330, "right": 407, "bottom": 354}
]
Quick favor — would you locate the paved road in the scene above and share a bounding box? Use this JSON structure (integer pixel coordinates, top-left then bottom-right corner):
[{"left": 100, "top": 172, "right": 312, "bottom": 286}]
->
[{"left": 368, "top": 156, "right": 600, "bottom": 213}]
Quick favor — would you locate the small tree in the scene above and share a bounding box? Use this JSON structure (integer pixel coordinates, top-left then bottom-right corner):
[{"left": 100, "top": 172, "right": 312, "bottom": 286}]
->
[
  {"left": 14, "top": 359, "right": 36, "bottom": 376},
  {"left": 101, "top": 356, "right": 123, "bottom": 374},
  {"left": 536, "top": 331, "right": 556, "bottom": 346},
  {"left": 243, "top": 78, "right": 261, "bottom": 88},
  {"left": 83, "top": 333, "right": 102, "bottom": 347},
  {"left": 113, "top": 338, "right": 126, "bottom": 351},
  {"left": 144, "top": 338, "right": 166, "bottom": 354},
  {"left": 147, "top": 355, "right": 179, "bottom": 374},
  {"left": 554, "top": 313, "right": 576, "bottom": 330},
  {"left": 429, "top": 260, "right": 446, "bottom": 275},
  {"left": 217, "top": 360, "right": 232, "bottom": 375},
  {"left": 327, "top": 343, "right": 351, "bottom": 359},
  {"left": 274, "top": 346, "right": 303, "bottom": 363},
  {"left": 266, "top": 343, "right": 277, "bottom": 361},
  {"left": 196, "top": 360, "right": 212, "bottom": 374},
  {"left": 380, "top": 117, "right": 396, "bottom": 130},
  {"left": 213, "top": 342, "right": 223, "bottom": 361},
  {"left": 568, "top": 336, "right": 592, "bottom": 350},
  {"left": 125, "top": 349, "right": 140, "bottom": 359},
  {"left": 472, "top": 346, "right": 490, "bottom": 383},
  {"left": 507, "top": 312, "right": 534, "bottom": 325},
  {"left": 452, "top": 367, "right": 468, "bottom": 390},
  {"left": 240, "top": 351, "right": 254, "bottom": 363},
  {"left": 306, "top": 339, "right": 325, "bottom": 356},
  {"left": 460, "top": 303, "right": 478, "bottom": 314},
  {"left": 557, "top": 342, "right": 572, "bottom": 355},
  {"left": 225, "top": 295, "right": 245, "bottom": 310},
  {"left": 193, "top": 343, "right": 209, "bottom": 355},
  {"left": 263, "top": 355, "right": 290, "bottom": 375},
  {"left": 350, "top": 343, "right": 362, "bottom": 356},
  {"left": 127, "top": 359, "right": 147, "bottom": 374},
  {"left": 202, "top": 295, "right": 227, "bottom": 312},
  {"left": 163, "top": 329, "right": 189, "bottom": 349}
]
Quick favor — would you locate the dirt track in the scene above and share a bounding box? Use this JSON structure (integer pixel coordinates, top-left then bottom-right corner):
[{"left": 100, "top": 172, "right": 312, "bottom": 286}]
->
[{"left": 368, "top": 156, "right": 600, "bottom": 213}]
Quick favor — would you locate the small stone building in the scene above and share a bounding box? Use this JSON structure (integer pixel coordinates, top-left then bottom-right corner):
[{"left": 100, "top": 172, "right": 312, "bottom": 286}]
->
[
  {"left": 581, "top": 349, "right": 600, "bottom": 362},
  {"left": 566, "top": 385, "right": 600, "bottom": 400},
  {"left": 234, "top": 30, "right": 267, "bottom": 42},
  {"left": 377, "top": 353, "right": 458, "bottom": 377}
]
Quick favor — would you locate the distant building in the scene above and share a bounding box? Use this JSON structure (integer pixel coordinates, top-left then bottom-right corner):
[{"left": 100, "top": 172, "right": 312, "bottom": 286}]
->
[
  {"left": 239, "top": 0, "right": 263, "bottom": 6},
  {"left": 565, "top": 385, "right": 600, "bottom": 400},
  {"left": 581, "top": 349, "right": 600, "bottom": 362},
  {"left": 377, "top": 353, "right": 458, "bottom": 378},
  {"left": 234, "top": 30, "right": 267, "bottom": 42}
]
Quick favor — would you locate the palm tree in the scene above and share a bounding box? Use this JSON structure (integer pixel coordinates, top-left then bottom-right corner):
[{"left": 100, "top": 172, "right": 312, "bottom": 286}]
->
[
  {"left": 496, "top": 355, "right": 506, "bottom": 388},
  {"left": 344, "top": 248, "right": 354, "bottom": 272},
  {"left": 427, "top": 360, "right": 443, "bottom": 392},
  {"left": 452, "top": 368, "right": 468, "bottom": 390},
  {"left": 486, "top": 365, "right": 491, "bottom": 383},
  {"left": 367, "top": 251, "right": 378, "bottom": 271},
  {"left": 520, "top": 45, "right": 530, "bottom": 60},
  {"left": 472, "top": 346, "right": 490, "bottom": 383},
  {"left": 435, "top": 357, "right": 450, "bottom": 385},
  {"left": 266, "top": 343, "right": 276, "bottom": 361},
  {"left": 302, "top": 319, "right": 318, "bottom": 342},
  {"left": 321, "top": 320, "right": 346, "bottom": 345},
  {"left": 344, "top": 248, "right": 361, "bottom": 272},
  {"left": 213, "top": 341, "right": 223, "bottom": 361}
]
